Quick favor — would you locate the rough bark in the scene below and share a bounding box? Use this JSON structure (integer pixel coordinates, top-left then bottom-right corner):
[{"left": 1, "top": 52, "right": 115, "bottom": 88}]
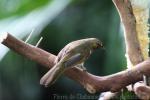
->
[
  {"left": 1, "top": 33, "right": 150, "bottom": 94},
  {"left": 113, "top": 0, "right": 150, "bottom": 99},
  {"left": 113, "top": 0, "right": 143, "bottom": 66}
]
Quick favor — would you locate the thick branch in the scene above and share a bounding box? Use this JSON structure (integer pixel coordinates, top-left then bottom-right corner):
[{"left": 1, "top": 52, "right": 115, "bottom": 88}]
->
[
  {"left": 113, "top": 0, "right": 144, "bottom": 66},
  {"left": 113, "top": 0, "right": 150, "bottom": 98},
  {"left": 1, "top": 33, "right": 150, "bottom": 93}
]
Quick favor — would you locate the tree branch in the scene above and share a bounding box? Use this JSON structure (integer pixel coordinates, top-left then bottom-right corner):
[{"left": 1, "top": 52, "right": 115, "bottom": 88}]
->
[
  {"left": 134, "top": 82, "right": 150, "bottom": 99},
  {"left": 113, "top": 0, "right": 150, "bottom": 98},
  {"left": 113, "top": 0, "right": 143, "bottom": 66},
  {"left": 1, "top": 33, "right": 150, "bottom": 94}
]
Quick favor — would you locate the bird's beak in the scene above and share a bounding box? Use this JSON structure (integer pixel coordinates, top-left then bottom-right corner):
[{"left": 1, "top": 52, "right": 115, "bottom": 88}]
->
[
  {"left": 99, "top": 43, "right": 105, "bottom": 50},
  {"left": 101, "top": 45, "right": 105, "bottom": 50}
]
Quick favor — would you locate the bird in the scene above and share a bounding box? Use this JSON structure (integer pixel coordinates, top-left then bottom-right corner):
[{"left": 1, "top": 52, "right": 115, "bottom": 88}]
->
[{"left": 40, "top": 38, "right": 103, "bottom": 87}]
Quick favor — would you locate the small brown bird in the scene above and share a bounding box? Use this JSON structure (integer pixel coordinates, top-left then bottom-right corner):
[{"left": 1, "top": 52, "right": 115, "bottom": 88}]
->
[{"left": 40, "top": 38, "right": 103, "bottom": 87}]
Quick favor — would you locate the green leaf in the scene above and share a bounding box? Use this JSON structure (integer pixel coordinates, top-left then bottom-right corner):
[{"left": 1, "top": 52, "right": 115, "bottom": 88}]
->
[{"left": 0, "top": 0, "right": 51, "bottom": 19}]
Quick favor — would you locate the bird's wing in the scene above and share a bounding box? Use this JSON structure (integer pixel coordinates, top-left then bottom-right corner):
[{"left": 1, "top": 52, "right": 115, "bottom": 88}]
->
[
  {"left": 55, "top": 40, "right": 84, "bottom": 63},
  {"left": 63, "top": 53, "right": 83, "bottom": 68},
  {"left": 55, "top": 48, "right": 65, "bottom": 64},
  {"left": 55, "top": 44, "right": 72, "bottom": 63},
  {"left": 55, "top": 40, "right": 92, "bottom": 65},
  {"left": 40, "top": 62, "right": 65, "bottom": 87},
  {"left": 40, "top": 53, "right": 82, "bottom": 87}
]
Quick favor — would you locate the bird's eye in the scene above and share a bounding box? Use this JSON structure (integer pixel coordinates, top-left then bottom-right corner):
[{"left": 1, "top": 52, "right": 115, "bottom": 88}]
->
[
  {"left": 93, "top": 42, "right": 101, "bottom": 49},
  {"left": 93, "top": 41, "right": 104, "bottom": 49}
]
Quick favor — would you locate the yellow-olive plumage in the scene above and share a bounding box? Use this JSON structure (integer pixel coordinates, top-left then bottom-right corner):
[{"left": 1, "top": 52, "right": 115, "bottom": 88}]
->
[{"left": 40, "top": 38, "right": 103, "bottom": 87}]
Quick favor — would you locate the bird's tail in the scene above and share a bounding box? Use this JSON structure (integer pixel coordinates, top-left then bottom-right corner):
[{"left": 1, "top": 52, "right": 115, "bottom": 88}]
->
[{"left": 40, "top": 62, "right": 65, "bottom": 87}]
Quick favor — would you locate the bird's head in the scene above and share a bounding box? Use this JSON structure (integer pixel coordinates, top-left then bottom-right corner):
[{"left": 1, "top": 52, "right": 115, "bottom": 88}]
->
[{"left": 86, "top": 38, "right": 103, "bottom": 50}]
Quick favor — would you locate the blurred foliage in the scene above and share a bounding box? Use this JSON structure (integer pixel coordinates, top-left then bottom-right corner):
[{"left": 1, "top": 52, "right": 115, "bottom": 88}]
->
[
  {"left": 0, "top": 0, "right": 136, "bottom": 100},
  {"left": 0, "top": 0, "right": 50, "bottom": 19},
  {"left": 109, "top": 89, "right": 139, "bottom": 100}
]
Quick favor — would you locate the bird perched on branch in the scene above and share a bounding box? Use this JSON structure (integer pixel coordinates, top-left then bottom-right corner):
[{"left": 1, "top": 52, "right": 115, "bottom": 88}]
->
[{"left": 40, "top": 38, "right": 103, "bottom": 87}]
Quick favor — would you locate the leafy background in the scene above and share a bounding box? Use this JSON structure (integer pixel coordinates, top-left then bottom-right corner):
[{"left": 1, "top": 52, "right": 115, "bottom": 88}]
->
[{"left": 0, "top": 0, "right": 126, "bottom": 100}]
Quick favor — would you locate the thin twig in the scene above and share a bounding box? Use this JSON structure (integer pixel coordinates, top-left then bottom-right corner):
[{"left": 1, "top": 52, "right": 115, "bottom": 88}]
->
[
  {"left": 35, "top": 37, "right": 43, "bottom": 47},
  {"left": 25, "top": 29, "right": 34, "bottom": 43}
]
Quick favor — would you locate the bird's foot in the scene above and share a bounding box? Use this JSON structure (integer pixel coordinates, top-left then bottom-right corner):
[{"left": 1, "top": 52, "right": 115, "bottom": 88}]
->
[
  {"left": 81, "top": 66, "right": 87, "bottom": 72},
  {"left": 76, "top": 64, "right": 87, "bottom": 72}
]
